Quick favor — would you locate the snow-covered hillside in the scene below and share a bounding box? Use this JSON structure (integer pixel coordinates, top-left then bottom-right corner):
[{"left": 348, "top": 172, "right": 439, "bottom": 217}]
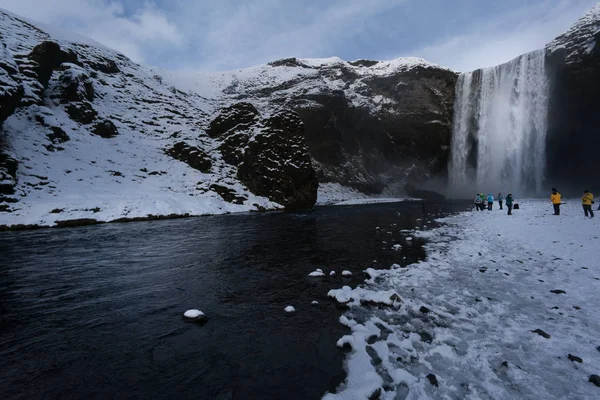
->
[
  {"left": 546, "top": 3, "right": 600, "bottom": 63},
  {"left": 0, "top": 8, "right": 458, "bottom": 228},
  {"left": 0, "top": 8, "right": 319, "bottom": 228}
]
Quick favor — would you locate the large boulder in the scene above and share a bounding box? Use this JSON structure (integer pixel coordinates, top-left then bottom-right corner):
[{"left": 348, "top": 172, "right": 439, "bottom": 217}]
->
[
  {"left": 166, "top": 142, "right": 212, "bottom": 173},
  {"left": 206, "top": 102, "right": 259, "bottom": 138},
  {"left": 92, "top": 120, "right": 119, "bottom": 138},
  {"left": 66, "top": 101, "right": 97, "bottom": 124},
  {"left": 29, "top": 41, "right": 78, "bottom": 88},
  {"left": 208, "top": 104, "right": 318, "bottom": 210},
  {"left": 237, "top": 109, "right": 318, "bottom": 210},
  {"left": 545, "top": 5, "right": 600, "bottom": 193}
]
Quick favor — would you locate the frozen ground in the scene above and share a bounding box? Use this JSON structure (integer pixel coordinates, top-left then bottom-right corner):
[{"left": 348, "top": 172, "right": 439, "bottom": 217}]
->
[{"left": 326, "top": 199, "right": 600, "bottom": 399}]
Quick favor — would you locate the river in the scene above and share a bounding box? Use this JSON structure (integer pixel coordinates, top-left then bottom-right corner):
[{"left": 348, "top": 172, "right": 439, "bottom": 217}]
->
[{"left": 0, "top": 200, "right": 468, "bottom": 400}]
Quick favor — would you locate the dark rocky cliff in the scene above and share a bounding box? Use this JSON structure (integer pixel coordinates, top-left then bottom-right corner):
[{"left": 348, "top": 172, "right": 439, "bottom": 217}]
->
[
  {"left": 216, "top": 58, "right": 458, "bottom": 195},
  {"left": 545, "top": 5, "right": 600, "bottom": 193}
]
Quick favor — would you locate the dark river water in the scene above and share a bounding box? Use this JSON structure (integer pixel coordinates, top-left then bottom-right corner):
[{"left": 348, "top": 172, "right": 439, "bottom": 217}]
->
[{"left": 0, "top": 201, "right": 468, "bottom": 400}]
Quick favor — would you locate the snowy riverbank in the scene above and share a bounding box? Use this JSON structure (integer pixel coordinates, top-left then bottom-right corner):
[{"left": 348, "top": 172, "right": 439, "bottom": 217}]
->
[{"left": 327, "top": 199, "right": 600, "bottom": 399}]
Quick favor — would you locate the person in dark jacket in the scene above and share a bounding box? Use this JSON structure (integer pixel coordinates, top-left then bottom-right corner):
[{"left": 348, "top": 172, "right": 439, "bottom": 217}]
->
[
  {"left": 506, "top": 194, "right": 514, "bottom": 215},
  {"left": 498, "top": 193, "right": 503, "bottom": 210}
]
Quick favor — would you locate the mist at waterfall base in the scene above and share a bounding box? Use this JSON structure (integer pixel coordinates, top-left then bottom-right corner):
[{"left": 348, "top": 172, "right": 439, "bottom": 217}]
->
[{"left": 448, "top": 50, "right": 550, "bottom": 199}]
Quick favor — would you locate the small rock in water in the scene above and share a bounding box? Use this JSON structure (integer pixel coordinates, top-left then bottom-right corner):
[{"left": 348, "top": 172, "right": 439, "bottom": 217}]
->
[
  {"left": 406, "top": 237, "right": 413, "bottom": 241},
  {"left": 392, "top": 244, "right": 402, "bottom": 251},
  {"left": 589, "top": 375, "right": 600, "bottom": 387},
  {"left": 568, "top": 354, "right": 583, "bottom": 363},
  {"left": 330, "top": 271, "right": 336, "bottom": 276},
  {"left": 426, "top": 373, "right": 439, "bottom": 387},
  {"left": 308, "top": 269, "right": 326, "bottom": 277},
  {"left": 284, "top": 306, "right": 295, "bottom": 313},
  {"left": 376, "top": 227, "right": 380, "bottom": 230},
  {"left": 311, "top": 301, "right": 319, "bottom": 305},
  {"left": 597, "top": 346, "right": 600, "bottom": 353},
  {"left": 342, "top": 270, "right": 352, "bottom": 277},
  {"left": 501, "top": 361, "right": 509, "bottom": 369},
  {"left": 531, "top": 329, "right": 551, "bottom": 339},
  {"left": 183, "top": 309, "right": 206, "bottom": 322},
  {"left": 550, "top": 289, "right": 566, "bottom": 294},
  {"left": 419, "top": 306, "right": 431, "bottom": 314}
]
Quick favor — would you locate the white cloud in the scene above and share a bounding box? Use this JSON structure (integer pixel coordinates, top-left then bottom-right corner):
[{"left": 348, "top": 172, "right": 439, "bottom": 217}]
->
[
  {"left": 172, "top": 0, "right": 409, "bottom": 70},
  {"left": 402, "top": 0, "right": 599, "bottom": 72},
  {"left": 0, "top": 0, "right": 183, "bottom": 63},
  {"left": 0, "top": 0, "right": 597, "bottom": 71}
]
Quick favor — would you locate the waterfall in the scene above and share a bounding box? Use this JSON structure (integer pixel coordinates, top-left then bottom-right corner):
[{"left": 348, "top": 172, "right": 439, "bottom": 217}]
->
[{"left": 449, "top": 49, "right": 549, "bottom": 197}]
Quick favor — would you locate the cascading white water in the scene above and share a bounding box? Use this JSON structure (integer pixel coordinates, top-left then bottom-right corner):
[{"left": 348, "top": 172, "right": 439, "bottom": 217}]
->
[{"left": 449, "top": 50, "right": 549, "bottom": 197}]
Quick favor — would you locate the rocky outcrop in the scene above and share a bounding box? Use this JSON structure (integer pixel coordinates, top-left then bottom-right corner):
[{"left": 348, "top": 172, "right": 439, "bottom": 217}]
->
[
  {"left": 545, "top": 5, "right": 600, "bottom": 193},
  {"left": 219, "top": 58, "right": 458, "bottom": 195},
  {"left": 53, "top": 63, "right": 94, "bottom": 103},
  {"left": 92, "top": 120, "right": 119, "bottom": 138},
  {"left": 166, "top": 141, "right": 212, "bottom": 173},
  {"left": 29, "top": 41, "right": 78, "bottom": 88},
  {"left": 209, "top": 104, "right": 318, "bottom": 210}
]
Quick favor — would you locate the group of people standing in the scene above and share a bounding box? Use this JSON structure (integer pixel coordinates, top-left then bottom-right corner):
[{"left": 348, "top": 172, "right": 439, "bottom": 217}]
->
[
  {"left": 550, "top": 188, "right": 595, "bottom": 218},
  {"left": 474, "top": 193, "right": 515, "bottom": 215}
]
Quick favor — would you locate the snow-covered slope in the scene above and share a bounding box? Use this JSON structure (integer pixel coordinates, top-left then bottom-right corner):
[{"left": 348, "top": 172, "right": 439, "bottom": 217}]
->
[
  {"left": 0, "top": 7, "right": 457, "bottom": 228},
  {"left": 546, "top": 3, "right": 600, "bottom": 63},
  {"left": 0, "top": 8, "right": 305, "bottom": 228}
]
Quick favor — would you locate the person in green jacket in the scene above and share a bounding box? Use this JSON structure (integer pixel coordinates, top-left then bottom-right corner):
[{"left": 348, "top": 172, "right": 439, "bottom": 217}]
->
[{"left": 505, "top": 194, "right": 514, "bottom": 215}]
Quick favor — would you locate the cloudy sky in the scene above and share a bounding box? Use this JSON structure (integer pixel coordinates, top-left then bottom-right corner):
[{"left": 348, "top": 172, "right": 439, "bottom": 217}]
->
[{"left": 0, "top": 0, "right": 597, "bottom": 72}]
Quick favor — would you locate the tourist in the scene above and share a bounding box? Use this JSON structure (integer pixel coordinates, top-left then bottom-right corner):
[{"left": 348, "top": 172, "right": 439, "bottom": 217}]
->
[
  {"left": 487, "top": 193, "right": 494, "bottom": 210},
  {"left": 582, "top": 190, "right": 595, "bottom": 218},
  {"left": 479, "top": 193, "right": 486, "bottom": 211},
  {"left": 551, "top": 188, "right": 562, "bottom": 215},
  {"left": 506, "top": 194, "right": 514, "bottom": 215},
  {"left": 498, "top": 193, "right": 504, "bottom": 209},
  {"left": 474, "top": 193, "right": 482, "bottom": 211}
]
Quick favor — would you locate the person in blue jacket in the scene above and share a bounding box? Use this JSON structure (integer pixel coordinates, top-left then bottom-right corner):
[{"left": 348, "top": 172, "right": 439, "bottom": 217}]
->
[
  {"left": 498, "top": 193, "right": 504, "bottom": 210},
  {"left": 487, "top": 193, "right": 494, "bottom": 210}
]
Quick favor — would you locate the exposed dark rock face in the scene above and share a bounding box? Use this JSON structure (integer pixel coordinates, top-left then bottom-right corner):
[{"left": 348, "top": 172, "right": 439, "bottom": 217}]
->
[
  {"left": 220, "top": 60, "right": 458, "bottom": 195},
  {"left": 209, "top": 184, "right": 246, "bottom": 204},
  {"left": 545, "top": 6, "right": 600, "bottom": 194},
  {"left": 206, "top": 102, "right": 259, "bottom": 138},
  {"left": 1, "top": 41, "right": 24, "bottom": 123},
  {"left": 29, "top": 41, "right": 78, "bottom": 88},
  {"left": 208, "top": 104, "right": 318, "bottom": 210},
  {"left": 238, "top": 110, "right": 318, "bottom": 210},
  {"left": 0, "top": 152, "right": 18, "bottom": 194},
  {"left": 166, "top": 141, "right": 212, "bottom": 173},
  {"left": 66, "top": 102, "right": 97, "bottom": 124},
  {"left": 54, "top": 63, "right": 94, "bottom": 103},
  {"left": 92, "top": 120, "right": 118, "bottom": 138}
]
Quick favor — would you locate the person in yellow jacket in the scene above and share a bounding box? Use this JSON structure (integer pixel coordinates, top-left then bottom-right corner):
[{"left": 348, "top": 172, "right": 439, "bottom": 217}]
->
[
  {"left": 550, "top": 188, "right": 562, "bottom": 215},
  {"left": 582, "top": 190, "right": 594, "bottom": 218}
]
